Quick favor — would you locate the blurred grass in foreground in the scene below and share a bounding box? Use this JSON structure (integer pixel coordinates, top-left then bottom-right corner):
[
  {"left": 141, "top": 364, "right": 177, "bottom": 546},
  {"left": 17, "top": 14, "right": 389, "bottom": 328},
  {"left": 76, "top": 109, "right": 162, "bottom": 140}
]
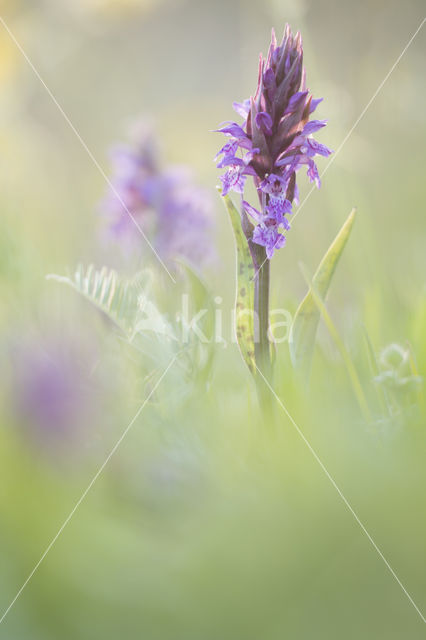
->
[{"left": 0, "top": 0, "right": 425, "bottom": 638}]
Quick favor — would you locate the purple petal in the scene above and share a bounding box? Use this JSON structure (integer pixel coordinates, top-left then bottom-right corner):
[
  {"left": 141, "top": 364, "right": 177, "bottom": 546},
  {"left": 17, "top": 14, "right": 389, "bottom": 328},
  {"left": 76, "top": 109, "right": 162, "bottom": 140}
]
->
[
  {"left": 233, "top": 100, "right": 251, "bottom": 119},
  {"left": 284, "top": 91, "right": 308, "bottom": 114},
  {"left": 263, "top": 68, "right": 276, "bottom": 90},
  {"left": 307, "top": 160, "right": 321, "bottom": 188},
  {"left": 266, "top": 196, "right": 292, "bottom": 223},
  {"left": 309, "top": 97, "right": 323, "bottom": 113},
  {"left": 275, "top": 155, "right": 295, "bottom": 167},
  {"left": 241, "top": 165, "right": 258, "bottom": 177},
  {"left": 255, "top": 111, "right": 273, "bottom": 136},
  {"left": 242, "top": 200, "right": 263, "bottom": 223},
  {"left": 306, "top": 138, "right": 333, "bottom": 157},
  {"left": 260, "top": 173, "right": 287, "bottom": 196},
  {"left": 215, "top": 122, "right": 248, "bottom": 138},
  {"left": 243, "top": 148, "right": 260, "bottom": 164},
  {"left": 216, "top": 155, "right": 244, "bottom": 169},
  {"left": 214, "top": 140, "right": 238, "bottom": 161},
  {"left": 301, "top": 120, "right": 327, "bottom": 135},
  {"left": 220, "top": 167, "right": 246, "bottom": 196},
  {"left": 252, "top": 224, "right": 286, "bottom": 259}
]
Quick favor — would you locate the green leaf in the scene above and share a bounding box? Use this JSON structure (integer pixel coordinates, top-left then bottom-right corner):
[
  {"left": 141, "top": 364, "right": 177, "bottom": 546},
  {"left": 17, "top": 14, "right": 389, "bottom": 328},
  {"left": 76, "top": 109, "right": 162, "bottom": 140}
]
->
[
  {"left": 290, "top": 208, "right": 356, "bottom": 377},
  {"left": 176, "top": 258, "right": 215, "bottom": 382},
  {"left": 176, "top": 258, "right": 214, "bottom": 338},
  {"left": 220, "top": 192, "right": 256, "bottom": 375},
  {"left": 299, "top": 262, "right": 372, "bottom": 422},
  {"left": 46, "top": 264, "right": 157, "bottom": 338}
]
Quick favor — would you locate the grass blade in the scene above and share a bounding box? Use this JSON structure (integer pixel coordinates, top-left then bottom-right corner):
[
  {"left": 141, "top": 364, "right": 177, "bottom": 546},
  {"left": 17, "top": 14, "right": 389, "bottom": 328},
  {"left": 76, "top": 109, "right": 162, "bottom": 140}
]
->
[
  {"left": 290, "top": 208, "right": 356, "bottom": 378},
  {"left": 299, "top": 263, "right": 372, "bottom": 422}
]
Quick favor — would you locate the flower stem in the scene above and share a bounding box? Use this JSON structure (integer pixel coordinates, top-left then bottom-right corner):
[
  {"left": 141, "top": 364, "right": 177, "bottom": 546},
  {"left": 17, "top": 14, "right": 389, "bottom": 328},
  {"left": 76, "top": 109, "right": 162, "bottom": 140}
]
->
[
  {"left": 253, "top": 246, "right": 273, "bottom": 415},
  {"left": 254, "top": 250, "right": 271, "bottom": 375}
]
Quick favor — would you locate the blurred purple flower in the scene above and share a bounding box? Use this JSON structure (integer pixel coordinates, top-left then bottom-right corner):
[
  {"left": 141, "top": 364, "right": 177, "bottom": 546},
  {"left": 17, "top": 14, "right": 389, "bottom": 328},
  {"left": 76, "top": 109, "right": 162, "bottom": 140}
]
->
[
  {"left": 215, "top": 25, "right": 332, "bottom": 259},
  {"left": 8, "top": 332, "right": 100, "bottom": 449},
  {"left": 101, "top": 123, "right": 215, "bottom": 267}
]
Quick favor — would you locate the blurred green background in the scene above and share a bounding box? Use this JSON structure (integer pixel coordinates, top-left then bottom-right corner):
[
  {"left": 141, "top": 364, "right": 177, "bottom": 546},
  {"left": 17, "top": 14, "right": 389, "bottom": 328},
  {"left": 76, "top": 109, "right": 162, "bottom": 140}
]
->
[{"left": 0, "top": 0, "right": 425, "bottom": 638}]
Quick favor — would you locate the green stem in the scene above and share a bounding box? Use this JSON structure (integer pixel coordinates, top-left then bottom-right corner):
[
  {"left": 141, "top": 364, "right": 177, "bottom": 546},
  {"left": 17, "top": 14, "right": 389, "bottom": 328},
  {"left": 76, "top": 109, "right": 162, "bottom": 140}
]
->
[
  {"left": 253, "top": 246, "right": 273, "bottom": 415},
  {"left": 254, "top": 249, "right": 271, "bottom": 377}
]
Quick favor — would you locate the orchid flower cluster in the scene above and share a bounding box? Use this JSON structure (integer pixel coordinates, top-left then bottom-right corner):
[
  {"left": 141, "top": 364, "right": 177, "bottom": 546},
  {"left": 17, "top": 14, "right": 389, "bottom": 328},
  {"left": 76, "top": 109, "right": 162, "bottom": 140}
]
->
[
  {"left": 215, "top": 25, "right": 332, "bottom": 259},
  {"left": 102, "top": 123, "right": 214, "bottom": 268}
]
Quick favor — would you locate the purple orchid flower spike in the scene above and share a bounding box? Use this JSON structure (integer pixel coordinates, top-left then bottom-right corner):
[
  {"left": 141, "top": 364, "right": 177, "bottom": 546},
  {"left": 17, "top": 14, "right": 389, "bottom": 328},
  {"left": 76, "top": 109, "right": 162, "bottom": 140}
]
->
[
  {"left": 215, "top": 25, "right": 332, "bottom": 260},
  {"left": 215, "top": 26, "right": 332, "bottom": 386},
  {"left": 101, "top": 121, "right": 215, "bottom": 269}
]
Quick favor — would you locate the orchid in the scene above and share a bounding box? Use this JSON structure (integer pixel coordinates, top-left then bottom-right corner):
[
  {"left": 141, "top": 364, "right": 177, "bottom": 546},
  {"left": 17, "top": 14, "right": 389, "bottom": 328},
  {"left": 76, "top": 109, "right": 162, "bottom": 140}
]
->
[
  {"left": 216, "top": 25, "right": 332, "bottom": 387},
  {"left": 102, "top": 123, "right": 215, "bottom": 269},
  {"left": 216, "top": 25, "right": 332, "bottom": 259}
]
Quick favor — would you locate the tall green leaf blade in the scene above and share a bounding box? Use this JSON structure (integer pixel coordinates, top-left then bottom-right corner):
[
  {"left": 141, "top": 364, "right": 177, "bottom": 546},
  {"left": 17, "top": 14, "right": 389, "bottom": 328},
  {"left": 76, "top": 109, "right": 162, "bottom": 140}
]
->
[
  {"left": 290, "top": 208, "right": 356, "bottom": 377},
  {"left": 221, "top": 193, "right": 256, "bottom": 375}
]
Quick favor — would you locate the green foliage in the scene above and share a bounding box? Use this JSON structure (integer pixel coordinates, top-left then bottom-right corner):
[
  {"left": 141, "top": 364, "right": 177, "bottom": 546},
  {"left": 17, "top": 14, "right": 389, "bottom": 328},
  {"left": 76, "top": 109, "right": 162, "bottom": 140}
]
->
[
  {"left": 220, "top": 192, "right": 256, "bottom": 375},
  {"left": 290, "top": 209, "right": 356, "bottom": 378},
  {"left": 375, "top": 342, "right": 423, "bottom": 414},
  {"left": 176, "top": 259, "right": 215, "bottom": 383},
  {"left": 299, "top": 262, "right": 372, "bottom": 422},
  {"left": 47, "top": 264, "right": 156, "bottom": 338},
  {"left": 2, "top": 5, "right": 426, "bottom": 638},
  {"left": 46, "top": 264, "right": 182, "bottom": 378},
  {"left": 47, "top": 262, "right": 216, "bottom": 388}
]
